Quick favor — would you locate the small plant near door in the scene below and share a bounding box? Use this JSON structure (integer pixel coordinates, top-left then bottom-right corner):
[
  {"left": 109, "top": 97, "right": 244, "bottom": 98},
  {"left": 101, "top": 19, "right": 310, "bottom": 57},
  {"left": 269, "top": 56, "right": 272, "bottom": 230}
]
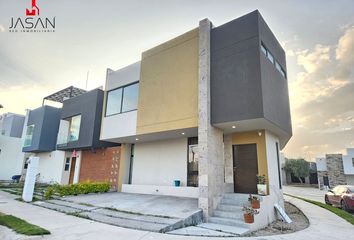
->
[
  {"left": 242, "top": 206, "right": 259, "bottom": 224},
  {"left": 248, "top": 194, "right": 260, "bottom": 209},
  {"left": 257, "top": 174, "right": 267, "bottom": 195}
]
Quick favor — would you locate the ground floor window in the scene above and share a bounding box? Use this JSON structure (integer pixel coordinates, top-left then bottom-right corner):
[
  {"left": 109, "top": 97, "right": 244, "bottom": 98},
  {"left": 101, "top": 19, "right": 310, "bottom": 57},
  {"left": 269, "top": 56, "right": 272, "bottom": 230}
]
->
[
  {"left": 64, "top": 157, "right": 70, "bottom": 171},
  {"left": 187, "top": 137, "right": 198, "bottom": 187}
]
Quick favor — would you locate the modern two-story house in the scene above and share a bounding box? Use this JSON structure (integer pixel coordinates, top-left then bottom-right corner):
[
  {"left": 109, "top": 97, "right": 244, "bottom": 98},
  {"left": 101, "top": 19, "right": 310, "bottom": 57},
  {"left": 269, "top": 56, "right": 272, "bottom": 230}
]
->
[
  {"left": 56, "top": 88, "right": 120, "bottom": 189},
  {"left": 100, "top": 10, "right": 292, "bottom": 229},
  {"left": 0, "top": 113, "right": 26, "bottom": 180}
]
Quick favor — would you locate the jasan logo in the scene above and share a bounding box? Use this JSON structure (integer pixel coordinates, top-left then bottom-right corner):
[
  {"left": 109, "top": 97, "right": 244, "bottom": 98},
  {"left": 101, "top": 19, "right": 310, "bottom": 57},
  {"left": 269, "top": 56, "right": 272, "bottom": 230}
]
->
[
  {"left": 9, "top": 0, "right": 55, "bottom": 33},
  {"left": 26, "top": 0, "right": 40, "bottom": 16}
]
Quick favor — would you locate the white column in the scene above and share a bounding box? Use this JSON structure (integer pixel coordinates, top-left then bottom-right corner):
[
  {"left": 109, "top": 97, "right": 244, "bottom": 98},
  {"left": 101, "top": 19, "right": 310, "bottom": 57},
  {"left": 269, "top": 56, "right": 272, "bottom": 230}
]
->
[{"left": 22, "top": 156, "right": 39, "bottom": 202}]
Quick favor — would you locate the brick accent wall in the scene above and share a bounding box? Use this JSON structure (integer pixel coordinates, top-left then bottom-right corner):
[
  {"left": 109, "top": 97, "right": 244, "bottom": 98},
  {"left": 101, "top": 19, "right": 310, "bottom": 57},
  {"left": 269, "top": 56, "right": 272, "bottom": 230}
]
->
[{"left": 79, "top": 147, "right": 120, "bottom": 191}]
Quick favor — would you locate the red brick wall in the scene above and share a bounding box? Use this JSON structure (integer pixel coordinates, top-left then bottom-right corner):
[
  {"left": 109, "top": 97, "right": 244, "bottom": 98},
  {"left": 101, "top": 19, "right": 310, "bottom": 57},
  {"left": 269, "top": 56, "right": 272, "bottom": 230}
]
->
[{"left": 79, "top": 147, "right": 120, "bottom": 191}]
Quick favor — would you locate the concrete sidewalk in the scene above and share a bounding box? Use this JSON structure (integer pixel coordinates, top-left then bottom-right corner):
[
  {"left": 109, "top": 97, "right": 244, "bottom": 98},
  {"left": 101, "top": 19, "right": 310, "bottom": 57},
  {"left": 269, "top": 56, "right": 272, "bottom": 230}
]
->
[{"left": 0, "top": 191, "right": 353, "bottom": 240}]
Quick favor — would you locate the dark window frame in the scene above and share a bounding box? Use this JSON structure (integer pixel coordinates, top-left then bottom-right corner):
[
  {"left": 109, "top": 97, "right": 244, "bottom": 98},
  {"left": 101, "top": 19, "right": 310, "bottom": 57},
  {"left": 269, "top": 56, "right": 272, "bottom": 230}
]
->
[
  {"left": 275, "top": 142, "right": 282, "bottom": 189},
  {"left": 187, "top": 137, "right": 198, "bottom": 187},
  {"left": 105, "top": 81, "right": 139, "bottom": 117},
  {"left": 64, "top": 157, "right": 70, "bottom": 171}
]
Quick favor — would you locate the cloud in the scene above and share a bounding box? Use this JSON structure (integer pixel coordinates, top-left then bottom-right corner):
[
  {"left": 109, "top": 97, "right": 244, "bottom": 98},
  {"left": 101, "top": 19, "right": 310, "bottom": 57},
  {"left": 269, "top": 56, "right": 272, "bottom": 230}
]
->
[{"left": 284, "top": 26, "right": 354, "bottom": 160}]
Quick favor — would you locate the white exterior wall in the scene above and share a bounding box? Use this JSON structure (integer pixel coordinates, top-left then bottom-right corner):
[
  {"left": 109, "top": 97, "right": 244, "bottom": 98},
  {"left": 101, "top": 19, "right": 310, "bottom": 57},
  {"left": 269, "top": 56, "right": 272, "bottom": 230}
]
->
[
  {"left": 100, "top": 62, "right": 140, "bottom": 141},
  {"left": 258, "top": 131, "right": 284, "bottom": 228},
  {"left": 316, "top": 157, "right": 327, "bottom": 171},
  {"left": 36, "top": 151, "right": 66, "bottom": 184},
  {"left": 132, "top": 138, "right": 187, "bottom": 186},
  {"left": 0, "top": 135, "right": 25, "bottom": 180},
  {"left": 343, "top": 152, "right": 354, "bottom": 175},
  {"left": 73, "top": 151, "right": 82, "bottom": 184},
  {"left": 101, "top": 111, "right": 137, "bottom": 140}
]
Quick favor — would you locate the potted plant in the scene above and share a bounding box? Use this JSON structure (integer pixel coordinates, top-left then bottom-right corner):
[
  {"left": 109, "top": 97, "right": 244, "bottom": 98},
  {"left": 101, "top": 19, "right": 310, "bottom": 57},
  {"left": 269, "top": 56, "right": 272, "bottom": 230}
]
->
[
  {"left": 242, "top": 206, "right": 259, "bottom": 224},
  {"left": 248, "top": 194, "right": 260, "bottom": 209},
  {"left": 257, "top": 174, "right": 267, "bottom": 195}
]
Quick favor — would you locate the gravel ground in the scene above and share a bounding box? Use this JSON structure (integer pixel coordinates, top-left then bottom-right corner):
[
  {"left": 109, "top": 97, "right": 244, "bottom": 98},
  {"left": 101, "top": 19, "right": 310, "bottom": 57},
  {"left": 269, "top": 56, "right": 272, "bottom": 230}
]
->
[{"left": 247, "top": 202, "right": 309, "bottom": 237}]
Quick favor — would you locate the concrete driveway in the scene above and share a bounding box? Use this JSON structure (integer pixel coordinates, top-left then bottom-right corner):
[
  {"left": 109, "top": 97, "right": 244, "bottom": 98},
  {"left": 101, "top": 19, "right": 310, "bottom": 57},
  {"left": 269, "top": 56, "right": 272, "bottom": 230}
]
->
[{"left": 1, "top": 190, "right": 354, "bottom": 239}]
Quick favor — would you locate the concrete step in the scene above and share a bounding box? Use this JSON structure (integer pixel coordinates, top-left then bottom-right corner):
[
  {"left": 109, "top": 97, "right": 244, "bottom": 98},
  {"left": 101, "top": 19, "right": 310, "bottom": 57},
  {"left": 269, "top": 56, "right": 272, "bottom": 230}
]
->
[
  {"left": 32, "top": 201, "right": 82, "bottom": 214},
  {"left": 47, "top": 199, "right": 97, "bottom": 211},
  {"left": 79, "top": 211, "right": 170, "bottom": 232},
  {"left": 198, "top": 222, "right": 250, "bottom": 236},
  {"left": 93, "top": 208, "right": 180, "bottom": 225},
  {"left": 217, "top": 204, "right": 243, "bottom": 212},
  {"left": 209, "top": 216, "right": 249, "bottom": 229},
  {"left": 223, "top": 193, "right": 251, "bottom": 201},
  {"left": 213, "top": 210, "right": 243, "bottom": 220},
  {"left": 168, "top": 226, "right": 236, "bottom": 237},
  {"left": 220, "top": 197, "right": 247, "bottom": 206}
]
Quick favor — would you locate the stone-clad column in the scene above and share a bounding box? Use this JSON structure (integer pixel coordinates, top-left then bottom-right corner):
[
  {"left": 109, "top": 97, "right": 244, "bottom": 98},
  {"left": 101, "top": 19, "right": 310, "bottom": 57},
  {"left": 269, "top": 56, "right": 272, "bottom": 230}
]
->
[{"left": 198, "top": 18, "right": 225, "bottom": 219}]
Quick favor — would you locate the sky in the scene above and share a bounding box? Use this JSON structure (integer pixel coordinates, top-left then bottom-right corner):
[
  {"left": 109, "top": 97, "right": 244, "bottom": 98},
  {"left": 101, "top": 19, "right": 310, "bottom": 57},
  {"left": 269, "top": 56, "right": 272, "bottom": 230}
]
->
[{"left": 0, "top": 0, "right": 354, "bottom": 161}]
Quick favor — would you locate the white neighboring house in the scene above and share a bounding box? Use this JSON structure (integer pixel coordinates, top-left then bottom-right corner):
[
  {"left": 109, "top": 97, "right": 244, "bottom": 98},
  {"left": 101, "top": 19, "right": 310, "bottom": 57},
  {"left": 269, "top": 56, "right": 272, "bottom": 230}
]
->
[
  {"left": 0, "top": 113, "right": 27, "bottom": 180},
  {"left": 343, "top": 148, "right": 354, "bottom": 185}
]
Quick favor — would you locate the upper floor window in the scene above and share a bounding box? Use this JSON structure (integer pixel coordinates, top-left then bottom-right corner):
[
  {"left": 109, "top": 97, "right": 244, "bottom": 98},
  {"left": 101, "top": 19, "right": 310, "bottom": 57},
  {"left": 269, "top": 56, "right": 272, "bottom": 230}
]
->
[
  {"left": 23, "top": 124, "right": 34, "bottom": 147},
  {"left": 352, "top": 157, "right": 354, "bottom": 167},
  {"left": 106, "top": 82, "right": 139, "bottom": 116},
  {"left": 260, "top": 42, "right": 286, "bottom": 79},
  {"left": 68, "top": 115, "right": 81, "bottom": 142}
]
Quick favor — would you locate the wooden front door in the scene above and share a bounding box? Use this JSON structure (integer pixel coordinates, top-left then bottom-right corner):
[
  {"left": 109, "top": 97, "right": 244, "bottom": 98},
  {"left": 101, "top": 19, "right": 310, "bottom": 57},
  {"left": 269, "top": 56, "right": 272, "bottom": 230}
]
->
[
  {"left": 69, "top": 157, "right": 76, "bottom": 184},
  {"left": 233, "top": 144, "right": 258, "bottom": 194}
]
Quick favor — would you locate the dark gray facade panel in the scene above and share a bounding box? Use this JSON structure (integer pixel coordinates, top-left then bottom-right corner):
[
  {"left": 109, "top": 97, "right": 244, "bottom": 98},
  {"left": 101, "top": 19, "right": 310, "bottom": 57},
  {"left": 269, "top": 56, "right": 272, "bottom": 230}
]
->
[
  {"left": 57, "top": 88, "right": 118, "bottom": 151},
  {"left": 23, "top": 106, "right": 61, "bottom": 153},
  {"left": 211, "top": 10, "right": 292, "bottom": 137},
  {"left": 10, "top": 115, "right": 25, "bottom": 138},
  {"left": 211, "top": 10, "right": 263, "bottom": 124}
]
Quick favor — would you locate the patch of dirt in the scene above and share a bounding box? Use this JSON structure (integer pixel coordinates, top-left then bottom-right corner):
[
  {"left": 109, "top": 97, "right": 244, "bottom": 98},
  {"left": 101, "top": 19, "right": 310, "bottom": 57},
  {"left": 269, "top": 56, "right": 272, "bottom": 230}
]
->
[{"left": 246, "top": 201, "right": 309, "bottom": 237}]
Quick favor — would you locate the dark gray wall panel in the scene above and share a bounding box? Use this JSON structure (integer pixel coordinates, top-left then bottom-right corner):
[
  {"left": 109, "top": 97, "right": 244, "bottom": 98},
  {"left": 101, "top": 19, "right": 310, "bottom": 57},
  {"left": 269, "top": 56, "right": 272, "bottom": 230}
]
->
[
  {"left": 23, "top": 106, "right": 61, "bottom": 152},
  {"left": 58, "top": 88, "right": 118, "bottom": 150}
]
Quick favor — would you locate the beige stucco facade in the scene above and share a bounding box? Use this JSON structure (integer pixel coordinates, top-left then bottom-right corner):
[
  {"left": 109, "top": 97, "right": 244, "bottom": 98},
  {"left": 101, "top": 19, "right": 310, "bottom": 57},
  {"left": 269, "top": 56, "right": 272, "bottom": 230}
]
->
[{"left": 136, "top": 29, "right": 199, "bottom": 135}]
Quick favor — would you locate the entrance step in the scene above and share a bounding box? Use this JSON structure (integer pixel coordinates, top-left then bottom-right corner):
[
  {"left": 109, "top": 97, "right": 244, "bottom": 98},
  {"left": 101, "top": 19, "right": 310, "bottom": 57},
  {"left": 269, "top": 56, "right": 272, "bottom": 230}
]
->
[
  {"left": 217, "top": 203, "right": 243, "bottom": 212},
  {"left": 213, "top": 210, "right": 243, "bottom": 219},
  {"left": 209, "top": 216, "right": 249, "bottom": 229},
  {"left": 198, "top": 222, "right": 250, "bottom": 235},
  {"left": 80, "top": 211, "right": 171, "bottom": 232},
  {"left": 32, "top": 201, "right": 82, "bottom": 214}
]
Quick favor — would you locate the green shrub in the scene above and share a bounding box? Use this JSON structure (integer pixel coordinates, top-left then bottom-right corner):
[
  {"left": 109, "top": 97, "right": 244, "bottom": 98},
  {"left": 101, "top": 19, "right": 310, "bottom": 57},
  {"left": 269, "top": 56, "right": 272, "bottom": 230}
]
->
[{"left": 44, "top": 182, "right": 110, "bottom": 199}]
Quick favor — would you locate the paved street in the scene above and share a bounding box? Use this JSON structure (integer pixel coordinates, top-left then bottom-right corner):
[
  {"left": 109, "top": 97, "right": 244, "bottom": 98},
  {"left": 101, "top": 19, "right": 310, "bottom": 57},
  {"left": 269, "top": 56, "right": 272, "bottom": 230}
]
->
[
  {"left": 0, "top": 191, "right": 353, "bottom": 240},
  {"left": 283, "top": 185, "right": 327, "bottom": 203}
]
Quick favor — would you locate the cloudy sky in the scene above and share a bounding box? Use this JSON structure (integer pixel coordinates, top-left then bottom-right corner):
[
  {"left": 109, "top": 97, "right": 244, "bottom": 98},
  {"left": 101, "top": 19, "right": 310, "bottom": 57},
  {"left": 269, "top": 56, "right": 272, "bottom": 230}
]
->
[{"left": 0, "top": 0, "right": 354, "bottom": 160}]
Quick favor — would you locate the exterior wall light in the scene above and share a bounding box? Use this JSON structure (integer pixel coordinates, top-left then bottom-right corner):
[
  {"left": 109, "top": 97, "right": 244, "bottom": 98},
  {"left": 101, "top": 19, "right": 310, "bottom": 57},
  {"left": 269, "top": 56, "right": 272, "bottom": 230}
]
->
[
  {"left": 181, "top": 132, "right": 185, "bottom": 135},
  {"left": 232, "top": 126, "right": 236, "bottom": 129},
  {"left": 135, "top": 138, "right": 139, "bottom": 141},
  {"left": 258, "top": 131, "right": 262, "bottom": 136}
]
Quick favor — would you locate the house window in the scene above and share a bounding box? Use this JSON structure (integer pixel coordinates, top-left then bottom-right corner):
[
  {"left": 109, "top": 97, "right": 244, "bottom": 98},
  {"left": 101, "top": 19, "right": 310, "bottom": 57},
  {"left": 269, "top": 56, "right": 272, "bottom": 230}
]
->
[
  {"left": 64, "top": 157, "right": 70, "bottom": 171},
  {"left": 105, "top": 82, "right": 139, "bottom": 116},
  {"left": 187, "top": 137, "right": 198, "bottom": 187},
  {"left": 276, "top": 142, "right": 282, "bottom": 189},
  {"left": 267, "top": 51, "right": 274, "bottom": 64},
  {"left": 106, "top": 88, "right": 123, "bottom": 116},
  {"left": 24, "top": 157, "right": 29, "bottom": 169},
  {"left": 68, "top": 115, "right": 81, "bottom": 142},
  {"left": 122, "top": 83, "right": 139, "bottom": 112},
  {"left": 352, "top": 158, "right": 354, "bottom": 167},
  {"left": 23, "top": 124, "right": 35, "bottom": 147},
  {"left": 261, "top": 42, "right": 286, "bottom": 79},
  {"left": 261, "top": 43, "right": 267, "bottom": 56}
]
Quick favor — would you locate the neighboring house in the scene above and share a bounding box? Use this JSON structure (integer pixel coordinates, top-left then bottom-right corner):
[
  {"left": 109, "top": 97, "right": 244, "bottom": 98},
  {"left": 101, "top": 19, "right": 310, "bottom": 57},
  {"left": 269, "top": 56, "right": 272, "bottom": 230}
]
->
[
  {"left": 0, "top": 113, "right": 27, "bottom": 180},
  {"left": 100, "top": 10, "right": 292, "bottom": 229},
  {"left": 56, "top": 88, "right": 120, "bottom": 189},
  {"left": 316, "top": 148, "right": 354, "bottom": 187},
  {"left": 22, "top": 86, "right": 87, "bottom": 184}
]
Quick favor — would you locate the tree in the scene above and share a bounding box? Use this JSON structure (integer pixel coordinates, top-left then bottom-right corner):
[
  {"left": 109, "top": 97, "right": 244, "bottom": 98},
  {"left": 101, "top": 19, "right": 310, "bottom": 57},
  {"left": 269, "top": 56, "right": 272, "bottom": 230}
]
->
[{"left": 283, "top": 158, "right": 310, "bottom": 183}]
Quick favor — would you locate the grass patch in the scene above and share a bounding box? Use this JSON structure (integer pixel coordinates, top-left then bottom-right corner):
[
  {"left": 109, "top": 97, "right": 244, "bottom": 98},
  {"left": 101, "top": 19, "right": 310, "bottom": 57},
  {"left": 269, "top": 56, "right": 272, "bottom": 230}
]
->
[
  {"left": 0, "top": 214, "right": 50, "bottom": 235},
  {"left": 285, "top": 193, "right": 354, "bottom": 225}
]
